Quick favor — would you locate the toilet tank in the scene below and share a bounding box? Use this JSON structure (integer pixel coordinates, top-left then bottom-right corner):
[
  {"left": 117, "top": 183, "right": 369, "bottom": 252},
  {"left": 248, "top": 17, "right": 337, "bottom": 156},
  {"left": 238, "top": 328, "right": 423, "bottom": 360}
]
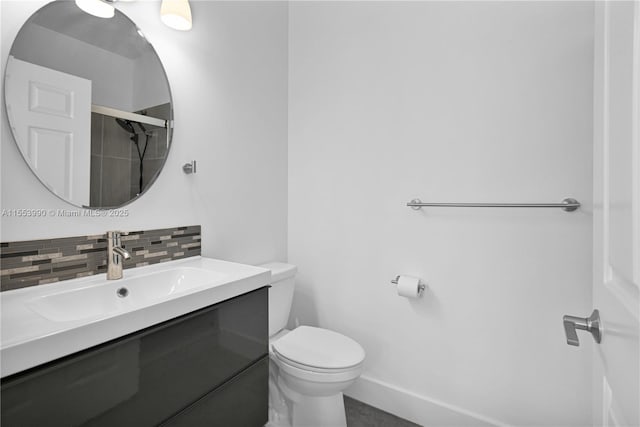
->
[{"left": 259, "top": 262, "right": 297, "bottom": 337}]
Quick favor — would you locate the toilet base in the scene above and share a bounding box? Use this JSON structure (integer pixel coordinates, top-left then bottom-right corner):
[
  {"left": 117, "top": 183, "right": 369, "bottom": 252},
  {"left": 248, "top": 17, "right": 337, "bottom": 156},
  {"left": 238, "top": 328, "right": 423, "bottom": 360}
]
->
[{"left": 269, "top": 358, "right": 349, "bottom": 427}]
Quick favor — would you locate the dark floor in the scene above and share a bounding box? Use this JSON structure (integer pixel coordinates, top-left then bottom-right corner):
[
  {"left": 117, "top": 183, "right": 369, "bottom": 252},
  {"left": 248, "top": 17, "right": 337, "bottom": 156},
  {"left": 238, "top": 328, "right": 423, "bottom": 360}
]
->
[{"left": 344, "top": 396, "right": 422, "bottom": 427}]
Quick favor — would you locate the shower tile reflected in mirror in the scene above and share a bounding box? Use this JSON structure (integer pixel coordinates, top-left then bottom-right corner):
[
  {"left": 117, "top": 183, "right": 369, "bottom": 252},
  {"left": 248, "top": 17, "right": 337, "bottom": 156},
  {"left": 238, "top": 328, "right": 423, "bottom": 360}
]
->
[
  {"left": 90, "top": 115, "right": 104, "bottom": 205},
  {"left": 90, "top": 103, "right": 170, "bottom": 207},
  {"left": 102, "top": 157, "right": 133, "bottom": 207}
]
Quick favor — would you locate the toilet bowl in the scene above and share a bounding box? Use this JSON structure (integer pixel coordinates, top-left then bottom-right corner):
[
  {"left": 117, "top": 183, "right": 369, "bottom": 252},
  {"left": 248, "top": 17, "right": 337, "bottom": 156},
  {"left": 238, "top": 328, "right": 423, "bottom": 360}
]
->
[{"left": 261, "top": 263, "right": 365, "bottom": 427}]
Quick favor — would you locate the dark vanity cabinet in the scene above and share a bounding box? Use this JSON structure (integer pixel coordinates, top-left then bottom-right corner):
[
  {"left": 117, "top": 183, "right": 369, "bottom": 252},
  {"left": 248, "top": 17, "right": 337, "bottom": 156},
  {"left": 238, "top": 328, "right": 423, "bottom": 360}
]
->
[{"left": 1, "top": 287, "right": 269, "bottom": 427}]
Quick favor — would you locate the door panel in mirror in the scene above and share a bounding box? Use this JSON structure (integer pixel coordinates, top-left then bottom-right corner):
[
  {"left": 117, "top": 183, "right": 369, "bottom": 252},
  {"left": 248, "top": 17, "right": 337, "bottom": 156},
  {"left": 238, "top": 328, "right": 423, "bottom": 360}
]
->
[{"left": 6, "top": 56, "right": 92, "bottom": 206}]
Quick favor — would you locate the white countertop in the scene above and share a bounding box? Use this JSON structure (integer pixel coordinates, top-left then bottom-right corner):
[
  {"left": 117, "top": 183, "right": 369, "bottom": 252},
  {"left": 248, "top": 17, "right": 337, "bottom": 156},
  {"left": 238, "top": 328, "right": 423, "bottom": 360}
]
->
[{"left": 1, "top": 257, "right": 270, "bottom": 378}]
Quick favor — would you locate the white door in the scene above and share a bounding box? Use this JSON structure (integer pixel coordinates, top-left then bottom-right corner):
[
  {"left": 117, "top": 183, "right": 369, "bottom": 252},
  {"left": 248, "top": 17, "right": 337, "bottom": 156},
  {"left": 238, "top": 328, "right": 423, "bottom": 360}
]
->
[
  {"left": 592, "top": 1, "right": 640, "bottom": 426},
  {"left": 5, "top": 56, "right": 91, "bottom": 207}
]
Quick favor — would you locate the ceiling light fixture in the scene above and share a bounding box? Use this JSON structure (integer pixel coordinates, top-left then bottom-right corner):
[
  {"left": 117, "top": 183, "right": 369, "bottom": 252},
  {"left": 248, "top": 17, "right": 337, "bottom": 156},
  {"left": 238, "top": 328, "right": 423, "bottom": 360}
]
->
[
  {"left": 74, "top": 0, "right": 115, "bottom": 19},
  {"left": 75, "top": 0, "right": 193, "bottom": 31},
  {"left": 160, "top": 0, "right": 193, "bottom": 31}
]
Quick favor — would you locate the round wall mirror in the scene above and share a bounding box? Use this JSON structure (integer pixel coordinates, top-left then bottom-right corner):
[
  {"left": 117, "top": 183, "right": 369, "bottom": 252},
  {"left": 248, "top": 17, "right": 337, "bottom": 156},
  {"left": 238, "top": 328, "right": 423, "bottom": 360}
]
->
[{"left": 4, "top": 0, "right": 173, "bottom": 208}]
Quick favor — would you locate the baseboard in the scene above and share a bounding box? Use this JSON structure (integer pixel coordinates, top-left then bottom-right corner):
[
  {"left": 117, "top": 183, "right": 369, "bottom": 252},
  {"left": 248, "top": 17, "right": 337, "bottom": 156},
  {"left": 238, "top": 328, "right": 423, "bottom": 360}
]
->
[{"left": 344, "top": 375, "right": 508, "bottom": 427}]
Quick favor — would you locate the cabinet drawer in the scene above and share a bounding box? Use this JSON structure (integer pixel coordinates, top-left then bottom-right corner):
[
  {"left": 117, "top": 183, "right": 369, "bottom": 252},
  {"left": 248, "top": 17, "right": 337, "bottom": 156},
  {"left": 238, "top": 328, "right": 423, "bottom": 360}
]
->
[
  {"left": 1, "top": 287, "right": 268, "bottom": 427},
  {"left": 162, "top": 357, "right": 268, "bottom": 427}
]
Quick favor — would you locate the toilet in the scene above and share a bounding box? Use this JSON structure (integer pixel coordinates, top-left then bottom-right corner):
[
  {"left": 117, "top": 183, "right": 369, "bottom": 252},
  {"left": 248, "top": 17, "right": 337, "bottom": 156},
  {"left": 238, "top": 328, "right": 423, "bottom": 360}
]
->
[{"left": 261, "top": 262, "right": 365, "bottom": 427}]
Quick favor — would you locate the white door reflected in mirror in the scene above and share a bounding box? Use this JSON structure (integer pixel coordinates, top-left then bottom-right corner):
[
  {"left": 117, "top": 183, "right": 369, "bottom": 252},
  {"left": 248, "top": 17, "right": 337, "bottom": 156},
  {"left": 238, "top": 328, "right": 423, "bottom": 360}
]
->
[{"left": 6, "top": 56, "right": 91, "bottom": 207}]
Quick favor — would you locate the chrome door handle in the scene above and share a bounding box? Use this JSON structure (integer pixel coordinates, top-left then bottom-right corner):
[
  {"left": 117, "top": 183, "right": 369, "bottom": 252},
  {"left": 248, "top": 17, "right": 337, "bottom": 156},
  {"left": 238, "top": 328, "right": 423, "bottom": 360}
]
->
[{"left": 563, "top": 309, "right": 601, "bottom": 346}]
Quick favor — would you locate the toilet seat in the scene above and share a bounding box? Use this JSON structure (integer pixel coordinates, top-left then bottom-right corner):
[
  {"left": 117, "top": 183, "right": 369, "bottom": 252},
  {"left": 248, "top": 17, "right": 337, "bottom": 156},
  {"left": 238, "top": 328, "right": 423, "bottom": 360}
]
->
[
  {"left": 272, "top": 350, "right": 364, "bottom": 385},
  {"left": 271, "top": 326, "right": 365, "bottom": 372},
  {"left": 273, "top": 351, "right": 361, "bottom": 374}
]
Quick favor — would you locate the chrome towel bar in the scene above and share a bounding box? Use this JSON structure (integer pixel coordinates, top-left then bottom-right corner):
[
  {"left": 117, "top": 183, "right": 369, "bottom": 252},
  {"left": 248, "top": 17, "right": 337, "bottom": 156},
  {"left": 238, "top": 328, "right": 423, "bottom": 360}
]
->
[{"left": 407, "top": 197, "right": 580, "bottom": 212}]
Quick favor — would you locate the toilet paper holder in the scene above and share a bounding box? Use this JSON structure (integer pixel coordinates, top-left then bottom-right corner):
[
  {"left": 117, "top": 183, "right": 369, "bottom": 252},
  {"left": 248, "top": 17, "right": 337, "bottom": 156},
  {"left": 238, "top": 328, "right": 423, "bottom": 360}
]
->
[{"left": 391, "top": 275, "right": 426, "bottom": 295}]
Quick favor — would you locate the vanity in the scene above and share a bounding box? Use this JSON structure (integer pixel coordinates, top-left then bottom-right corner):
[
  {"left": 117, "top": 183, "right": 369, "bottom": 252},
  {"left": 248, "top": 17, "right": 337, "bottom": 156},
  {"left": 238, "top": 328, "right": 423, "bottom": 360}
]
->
[{"left": 1, "top": 257, "right": 271, "bottom": 426}]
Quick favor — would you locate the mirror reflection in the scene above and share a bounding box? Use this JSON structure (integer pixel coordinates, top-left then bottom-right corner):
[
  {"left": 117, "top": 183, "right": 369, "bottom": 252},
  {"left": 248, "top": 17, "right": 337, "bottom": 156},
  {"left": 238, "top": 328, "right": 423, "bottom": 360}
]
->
[{"left": 5, "top": 1, "right": 173, "bottom": 208}]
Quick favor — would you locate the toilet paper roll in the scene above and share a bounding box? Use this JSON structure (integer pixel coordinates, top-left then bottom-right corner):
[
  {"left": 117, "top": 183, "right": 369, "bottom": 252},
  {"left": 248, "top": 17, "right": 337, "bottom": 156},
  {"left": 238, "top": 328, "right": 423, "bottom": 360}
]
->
[{"left": 396, "top": 275, "right": 422, "bottom": 298}]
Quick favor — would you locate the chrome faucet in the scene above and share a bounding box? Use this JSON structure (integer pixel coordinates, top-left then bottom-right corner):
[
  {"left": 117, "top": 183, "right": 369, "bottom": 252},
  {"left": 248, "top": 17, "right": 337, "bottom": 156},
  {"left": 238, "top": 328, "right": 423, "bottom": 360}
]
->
[{"left": 107, "top": 231, "right": 131, "bottom": 280}]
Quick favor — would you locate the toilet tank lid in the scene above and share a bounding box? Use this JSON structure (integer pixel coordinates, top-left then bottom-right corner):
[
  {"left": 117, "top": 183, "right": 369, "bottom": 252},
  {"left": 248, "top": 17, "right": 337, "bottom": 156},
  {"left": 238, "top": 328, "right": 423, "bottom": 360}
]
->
[{"left": 259, "top": 262, "right": 297, "bottom": 283}]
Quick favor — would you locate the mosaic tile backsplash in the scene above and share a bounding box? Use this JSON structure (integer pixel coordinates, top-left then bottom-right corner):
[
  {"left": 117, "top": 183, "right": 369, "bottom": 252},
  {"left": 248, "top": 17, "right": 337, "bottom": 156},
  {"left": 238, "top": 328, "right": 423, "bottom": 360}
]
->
[{"left": 0, "top": 225, "right": 201, "bottom": 292}]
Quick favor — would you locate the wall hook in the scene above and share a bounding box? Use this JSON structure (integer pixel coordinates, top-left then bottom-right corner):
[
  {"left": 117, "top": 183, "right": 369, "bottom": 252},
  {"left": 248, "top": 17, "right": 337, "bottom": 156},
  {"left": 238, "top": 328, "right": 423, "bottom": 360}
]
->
[{"left": 183, "top": 161, "right": 197, "bottom": 174}]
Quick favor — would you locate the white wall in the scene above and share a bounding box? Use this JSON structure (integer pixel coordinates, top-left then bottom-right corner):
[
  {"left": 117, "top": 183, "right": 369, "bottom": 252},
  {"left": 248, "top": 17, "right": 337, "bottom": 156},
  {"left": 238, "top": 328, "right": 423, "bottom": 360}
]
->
[
  {"left": 1, "top": 0, "right": 288, "bottom": 266},
  {"left": 10, "top": 23, "right": 135, "bottom": 111},
  {"left": 288, "top": 2, "right": 594, "bottom": 426},
  {"left": 132, "top": 49, "right": 171, "bottom": 112},
  {"left": 11, "top": 20, "right": 170, "bottom": 112}
]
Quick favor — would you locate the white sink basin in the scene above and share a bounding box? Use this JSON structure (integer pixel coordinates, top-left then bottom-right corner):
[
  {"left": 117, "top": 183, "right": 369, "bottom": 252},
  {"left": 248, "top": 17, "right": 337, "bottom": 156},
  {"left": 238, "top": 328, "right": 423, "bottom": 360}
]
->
[
  {"left": 26, "top": 267, "right": 227, "bottom": 322},
  {"left": 1, "top": 257, "right": 270, "bottom": 377}
]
